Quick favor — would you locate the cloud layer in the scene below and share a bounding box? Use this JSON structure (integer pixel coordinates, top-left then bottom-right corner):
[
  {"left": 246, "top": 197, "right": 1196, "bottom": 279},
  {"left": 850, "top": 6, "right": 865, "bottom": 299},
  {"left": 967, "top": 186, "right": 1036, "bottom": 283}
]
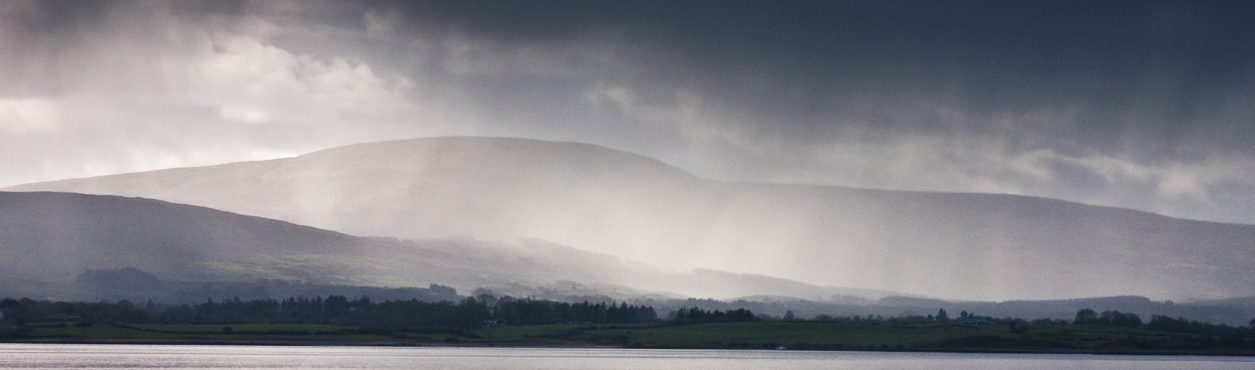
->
[{"left": 2, "top": 0, "right": 1254, "bottom": 223}]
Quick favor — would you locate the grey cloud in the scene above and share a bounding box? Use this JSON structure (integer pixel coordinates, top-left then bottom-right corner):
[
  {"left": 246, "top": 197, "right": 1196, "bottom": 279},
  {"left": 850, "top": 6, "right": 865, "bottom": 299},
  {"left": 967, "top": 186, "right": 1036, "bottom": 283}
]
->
[{"left": 2, "top": 0, "right": 1254, "bottom": 223}]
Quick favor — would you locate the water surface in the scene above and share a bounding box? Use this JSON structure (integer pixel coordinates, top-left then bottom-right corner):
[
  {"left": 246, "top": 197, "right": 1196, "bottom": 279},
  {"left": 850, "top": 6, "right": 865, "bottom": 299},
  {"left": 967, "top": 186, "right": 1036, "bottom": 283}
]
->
[{"left": 1, "top": 344, "right": 1253, "bottom": 369}]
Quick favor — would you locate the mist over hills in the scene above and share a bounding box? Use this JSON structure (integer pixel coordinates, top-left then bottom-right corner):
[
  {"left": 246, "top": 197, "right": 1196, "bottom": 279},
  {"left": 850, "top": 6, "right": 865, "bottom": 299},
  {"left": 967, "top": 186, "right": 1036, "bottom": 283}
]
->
[
  {"left": 5, "top": 191, "right": 1255, "bottom": 325},
  {"left": 0, "top": 191, "right": 885, "bottom": 303},
  {"left": 10, "top": 137, "right": 1255, "bottom": 301}
]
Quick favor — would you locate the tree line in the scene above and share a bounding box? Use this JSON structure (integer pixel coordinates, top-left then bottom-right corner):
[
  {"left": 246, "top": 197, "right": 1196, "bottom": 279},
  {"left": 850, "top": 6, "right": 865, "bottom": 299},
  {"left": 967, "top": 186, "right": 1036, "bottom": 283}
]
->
[
  {"left": 672, "top": 307, "right": 756, "bottom": 323},
  {"left": 7, "top": 295, "right": 1250, "bottom": 340},
  {"left": 0, "top": 295, "right": 667, "bottom": 331},
  {"left": 1073, "top": 308, "right": 1143, "bottom": 327}
]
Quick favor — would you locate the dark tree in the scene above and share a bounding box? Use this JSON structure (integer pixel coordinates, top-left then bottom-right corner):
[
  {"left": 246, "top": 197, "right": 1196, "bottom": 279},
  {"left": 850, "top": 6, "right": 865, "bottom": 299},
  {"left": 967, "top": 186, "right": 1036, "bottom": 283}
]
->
[
  {"left": 672, "top": 307, "right": 755, "bottom": 323},
  {"left": 1098, "top": 310, "right": 1142, "bottom": 327},
  {"left": 1008, "top": 319, "right": 1029, "bottom": 333},
  {"left": 1074, "top": 308, "right": 1097, "bottom": 324}
]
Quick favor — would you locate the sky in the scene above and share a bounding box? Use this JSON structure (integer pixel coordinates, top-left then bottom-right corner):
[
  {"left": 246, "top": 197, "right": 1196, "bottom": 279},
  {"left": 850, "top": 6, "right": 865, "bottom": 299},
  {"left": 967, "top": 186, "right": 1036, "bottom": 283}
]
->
[{"left": 2, "top": 0, "right": 1254, "bottom": 223}]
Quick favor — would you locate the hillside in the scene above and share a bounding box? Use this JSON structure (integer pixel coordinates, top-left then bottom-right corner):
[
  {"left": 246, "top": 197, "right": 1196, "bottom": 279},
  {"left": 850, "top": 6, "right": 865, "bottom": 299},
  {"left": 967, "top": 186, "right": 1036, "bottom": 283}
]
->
[
  {"left": 0, "top": 191, "right": 876, "bottom": 302},
  {"left": 0, "top": 191, "right": 364, "bottom": 284},
  {"left": 10, "top": 137, "right": 1255, "bottom": 300}
]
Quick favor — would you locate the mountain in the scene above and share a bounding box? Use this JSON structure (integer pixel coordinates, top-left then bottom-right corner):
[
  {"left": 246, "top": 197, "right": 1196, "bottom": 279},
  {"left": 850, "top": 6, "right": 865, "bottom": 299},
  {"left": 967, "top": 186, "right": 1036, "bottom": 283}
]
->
[
  {"left": 11, "top": 137, "right": 1255, "bottom": 300},
  {"left": 0, "top": 191, "right": 881, "bottom": 302},
  {"left": 0, "top": 191, "right": 364, "bottom": 285}
]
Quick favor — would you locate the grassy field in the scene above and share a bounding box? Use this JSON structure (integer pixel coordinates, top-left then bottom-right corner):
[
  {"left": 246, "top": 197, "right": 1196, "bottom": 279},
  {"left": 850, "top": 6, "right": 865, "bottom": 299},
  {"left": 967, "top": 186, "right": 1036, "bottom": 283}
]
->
[
  {"left": 478, "top": 321, "right": 1255, "bottom": 354},
  {"left": 476, "top": 322, "right": 1069, "bottom": 349},
  {"left": 6, "top": 321, "right": 1253, "bottom": 355}
]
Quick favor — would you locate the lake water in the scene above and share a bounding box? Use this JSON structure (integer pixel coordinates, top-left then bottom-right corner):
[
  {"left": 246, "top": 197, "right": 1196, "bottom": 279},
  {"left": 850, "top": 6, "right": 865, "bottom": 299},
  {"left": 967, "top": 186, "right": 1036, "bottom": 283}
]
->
[{"left": 1, "top": 343, "right": 1253, "bottom": 369}]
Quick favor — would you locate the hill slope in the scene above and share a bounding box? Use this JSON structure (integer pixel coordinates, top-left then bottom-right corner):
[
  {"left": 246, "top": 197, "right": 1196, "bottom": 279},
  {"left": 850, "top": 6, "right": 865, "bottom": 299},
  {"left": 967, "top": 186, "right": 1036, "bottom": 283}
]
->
[
  {"left": 0, "top": 191, "right": 879, "bottom": 302},
  {"left": 0, "top": 191, "right": 364, "bottom": 284},
  {"left": 11, "top": 137, "right": 1255, "bottom": 300}
]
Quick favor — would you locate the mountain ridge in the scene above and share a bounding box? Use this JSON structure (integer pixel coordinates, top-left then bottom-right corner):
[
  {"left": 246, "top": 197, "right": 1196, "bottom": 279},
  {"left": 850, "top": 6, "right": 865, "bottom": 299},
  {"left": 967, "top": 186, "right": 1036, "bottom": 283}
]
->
[
  {"left": 18, "top": 136, "right": 1246, "bottom": 227},
  {"left": 0, "top": 191, "right": 896, "bottom": 302},
  {"left": 9, "top": 136, "right": 1255, "bottom": 300}
]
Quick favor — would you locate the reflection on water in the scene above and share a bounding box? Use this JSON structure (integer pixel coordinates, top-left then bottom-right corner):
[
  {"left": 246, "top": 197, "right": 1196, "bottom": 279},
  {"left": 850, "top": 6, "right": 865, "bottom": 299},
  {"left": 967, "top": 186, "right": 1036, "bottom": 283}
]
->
[{"left": 1, "top": 344, "right": 1253, "bottom": 369}]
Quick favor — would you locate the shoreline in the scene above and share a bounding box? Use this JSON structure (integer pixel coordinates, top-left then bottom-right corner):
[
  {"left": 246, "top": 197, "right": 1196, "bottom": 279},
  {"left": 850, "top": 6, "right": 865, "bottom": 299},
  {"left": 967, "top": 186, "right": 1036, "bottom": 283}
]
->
[{"left": 6, "top": 338, "right": 1255, "bottom": 358}]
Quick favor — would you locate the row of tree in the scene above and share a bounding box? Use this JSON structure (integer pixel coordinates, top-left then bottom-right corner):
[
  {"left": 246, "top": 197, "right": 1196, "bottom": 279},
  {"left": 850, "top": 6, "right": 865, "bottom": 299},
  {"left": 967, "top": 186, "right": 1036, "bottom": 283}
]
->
[
  {"left": 1073, "top": 308, "right": 1143, "bottom": 327},
  {"left": 672, "top": 307, "right": 757, "bottom": 323},
  {"left": 0, "top": 298, "right": 150, "bottom": 324},
  {"left": 1071, "top": 308, "right": 1255, "bottom": 338},
  {"left": 1145, "top": 314, "right": 1253, "bottom": 337},
  {"left": 491, "top": 298, "right": 657, "bottom": 326},
  {"left": 0, "top": 295, "right": 667, "bottom": 331},
  {"left": 9, "top": 295, "right": 1249, "bottom": 338}
]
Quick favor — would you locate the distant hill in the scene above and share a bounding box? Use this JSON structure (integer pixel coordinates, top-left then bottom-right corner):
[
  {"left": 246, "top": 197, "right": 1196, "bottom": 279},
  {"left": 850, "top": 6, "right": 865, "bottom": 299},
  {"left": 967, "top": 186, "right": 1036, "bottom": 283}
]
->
[
  {"left": 0, "top": 191, "right": 883, "bottom": 302},
  {"left": 0, "top": 191, "right": 365, "bottom": 284},
  {"left": 11, "top": 137, "right": 1255, "bottom": 300}
]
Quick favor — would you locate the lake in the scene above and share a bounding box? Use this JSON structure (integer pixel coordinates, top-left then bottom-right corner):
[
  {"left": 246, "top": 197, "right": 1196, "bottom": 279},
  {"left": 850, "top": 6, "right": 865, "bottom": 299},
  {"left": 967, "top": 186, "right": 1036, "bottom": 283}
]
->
[{"left": 1, "top": 344, "right": 1253, "bottom": 369}]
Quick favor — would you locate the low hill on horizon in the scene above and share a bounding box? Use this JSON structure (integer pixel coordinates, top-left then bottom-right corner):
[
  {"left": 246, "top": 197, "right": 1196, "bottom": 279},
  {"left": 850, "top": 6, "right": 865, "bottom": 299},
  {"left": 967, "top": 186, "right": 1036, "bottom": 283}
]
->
[
  {"left": 10, "top": 136, "right": 1255, "bottom": 301},
  {"left": 0, "top": 191, "right": 888, "bottom": 303}
]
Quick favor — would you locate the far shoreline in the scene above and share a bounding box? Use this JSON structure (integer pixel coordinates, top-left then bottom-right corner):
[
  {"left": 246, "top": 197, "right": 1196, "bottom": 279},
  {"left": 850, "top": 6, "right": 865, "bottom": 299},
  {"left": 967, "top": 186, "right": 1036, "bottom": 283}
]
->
[{"left": 6, "top": 339, "right": 1255, "bottom": 358}]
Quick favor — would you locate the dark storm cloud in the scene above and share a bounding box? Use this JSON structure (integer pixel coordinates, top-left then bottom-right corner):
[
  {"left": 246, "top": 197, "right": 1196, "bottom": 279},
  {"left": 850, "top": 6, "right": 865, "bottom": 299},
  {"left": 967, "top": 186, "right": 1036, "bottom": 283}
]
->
[
  {"left": 369, "top": 0, "right": 1255, "bottom": 152},
  {"left": 330, "top": 0, "right": 1255, "bottom": 221},
  {"left": 2, "top": 0, "right": 1254, "bottom": 222}
]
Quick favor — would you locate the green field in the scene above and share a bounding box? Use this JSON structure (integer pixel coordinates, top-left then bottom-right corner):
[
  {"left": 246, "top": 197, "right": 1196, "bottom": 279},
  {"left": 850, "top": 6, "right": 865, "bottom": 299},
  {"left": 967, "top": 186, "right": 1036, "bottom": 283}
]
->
[
  {"left": 472, "top": 321, "right": 1253, "bottom": 355},
  {"left": 6, "top": 321, "right": 1253, "bottom": 355},
  {"left": 475, "top": 321, "right": 1191, "bottom": 352},
  {"left": 557, "top": 322, "right": 1174, "bottom": 351}
]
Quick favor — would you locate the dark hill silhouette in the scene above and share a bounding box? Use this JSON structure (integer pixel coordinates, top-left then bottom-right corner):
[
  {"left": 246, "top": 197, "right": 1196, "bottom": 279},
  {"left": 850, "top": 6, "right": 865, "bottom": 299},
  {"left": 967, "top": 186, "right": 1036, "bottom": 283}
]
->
[{"left": 0, "top": 191, "right": 364, "bottom": 283}]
